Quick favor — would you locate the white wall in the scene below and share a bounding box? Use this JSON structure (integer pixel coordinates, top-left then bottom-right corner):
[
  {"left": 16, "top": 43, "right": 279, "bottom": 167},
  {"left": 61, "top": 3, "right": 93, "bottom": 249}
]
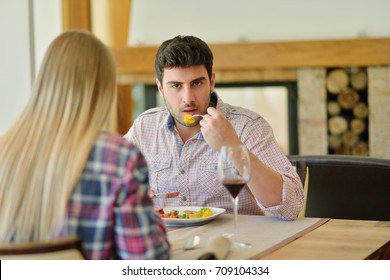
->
[
  {"left": 129, "top": 0, "right": 390, "bottom": 45},
  {"left": 0, "top": 0, "right": 61, "bottom": 134},
  {"left": 33, "top": 0, "right": 62, "bottom": 74},
  {"left": 0, "top": 0, "right": 32, "bottom": 134}
]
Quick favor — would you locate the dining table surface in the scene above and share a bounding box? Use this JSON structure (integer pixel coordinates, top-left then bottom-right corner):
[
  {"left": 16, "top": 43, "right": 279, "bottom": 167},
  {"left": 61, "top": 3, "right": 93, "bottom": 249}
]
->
[{"left": 166, "top": 213, "right": 390, "bottom": 260}]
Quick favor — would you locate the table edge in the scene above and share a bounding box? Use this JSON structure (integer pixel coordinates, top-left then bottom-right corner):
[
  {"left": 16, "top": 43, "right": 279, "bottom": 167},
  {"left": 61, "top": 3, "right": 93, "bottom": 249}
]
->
[{"left": 252, "top": 217, "right": 331, "bottom": 260}]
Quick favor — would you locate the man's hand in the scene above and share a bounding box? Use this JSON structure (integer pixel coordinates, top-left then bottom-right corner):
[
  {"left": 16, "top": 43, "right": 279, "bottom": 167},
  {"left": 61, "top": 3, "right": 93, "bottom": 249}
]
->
[{"left": 199, "top": 107, "right": 242, "bottom": 151}]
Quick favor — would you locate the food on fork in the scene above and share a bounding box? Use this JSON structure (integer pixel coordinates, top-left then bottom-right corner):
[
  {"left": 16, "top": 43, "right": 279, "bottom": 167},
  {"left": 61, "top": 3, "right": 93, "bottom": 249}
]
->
[
  {"left": 183, "top": 114, "right": 196, "bottom": 124},
  {"left": 153, "top": 191, "right": 180, "bottom": 198},
  {"left": 183, "top": 114, "right": 203, "bottom": 124}
]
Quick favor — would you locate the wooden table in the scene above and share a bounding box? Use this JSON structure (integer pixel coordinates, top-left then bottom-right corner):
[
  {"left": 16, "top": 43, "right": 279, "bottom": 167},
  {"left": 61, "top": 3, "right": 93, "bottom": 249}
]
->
[
  {"left": 260, "top": 218, "right": 390, "bottom": 260},
  {"left": 167, "top": 215, "right": 390, "bottom": 260}
]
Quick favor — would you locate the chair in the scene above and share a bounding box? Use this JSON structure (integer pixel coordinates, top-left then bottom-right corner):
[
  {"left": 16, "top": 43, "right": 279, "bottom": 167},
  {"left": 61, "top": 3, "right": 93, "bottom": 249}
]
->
[
  {"left": 0, "top": 236, "right": 86, "bottom": 260},
  {"left": 288, "top": 155, "right": 390, "bottom": 221},
  {"left": 292, "top": 159, "right": 307, "bottom": 187},
  {"left": 289, "top": 159, "right": 308, "bottom": 217}
]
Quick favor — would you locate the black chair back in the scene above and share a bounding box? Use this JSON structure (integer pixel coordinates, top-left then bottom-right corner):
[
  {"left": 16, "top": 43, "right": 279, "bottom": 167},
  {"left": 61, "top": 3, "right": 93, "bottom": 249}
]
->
[{"left": 288, "top": 155, "right": 390, "bottom": 221}]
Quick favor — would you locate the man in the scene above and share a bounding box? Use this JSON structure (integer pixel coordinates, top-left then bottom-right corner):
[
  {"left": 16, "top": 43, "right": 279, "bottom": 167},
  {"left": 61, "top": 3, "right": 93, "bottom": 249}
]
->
[{"left": 124, "top": 35, "right": 304, "bottom": 220}]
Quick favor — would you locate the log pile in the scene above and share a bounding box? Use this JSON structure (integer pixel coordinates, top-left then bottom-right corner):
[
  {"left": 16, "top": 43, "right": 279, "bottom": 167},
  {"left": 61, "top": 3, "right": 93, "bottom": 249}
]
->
[{"left": 326, "top": 68, "right": 369, "bottom": 155}]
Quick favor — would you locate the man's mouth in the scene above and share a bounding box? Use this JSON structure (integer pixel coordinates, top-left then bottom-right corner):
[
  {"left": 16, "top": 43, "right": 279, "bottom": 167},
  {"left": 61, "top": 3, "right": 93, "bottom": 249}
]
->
[{"left": 183, "top": 108, "right": 197, "bottom": 114}]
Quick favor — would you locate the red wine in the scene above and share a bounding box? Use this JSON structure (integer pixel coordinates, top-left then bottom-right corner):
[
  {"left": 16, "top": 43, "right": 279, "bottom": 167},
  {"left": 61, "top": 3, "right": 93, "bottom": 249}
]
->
[{"left": 222, "top": 179, "right": 246, "bottom": 198}]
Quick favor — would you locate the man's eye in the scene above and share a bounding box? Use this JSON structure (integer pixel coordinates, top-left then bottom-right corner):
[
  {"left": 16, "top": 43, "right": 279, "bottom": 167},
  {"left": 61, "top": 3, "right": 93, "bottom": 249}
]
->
[
  {"left": 171, "top": 83, "right": 180, "bottom": 89},
  {"left": 193, "top": 81, "right": 202, "bottom": 87}
]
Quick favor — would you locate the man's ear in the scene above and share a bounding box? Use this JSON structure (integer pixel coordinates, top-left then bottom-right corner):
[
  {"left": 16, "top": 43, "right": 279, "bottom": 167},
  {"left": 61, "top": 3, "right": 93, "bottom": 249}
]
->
[
  {"left": 156, "top": 78, "right": 164, "bottom": 96},
  {"left": 210, "top": 72, "right": 216, "bottom": 93}
]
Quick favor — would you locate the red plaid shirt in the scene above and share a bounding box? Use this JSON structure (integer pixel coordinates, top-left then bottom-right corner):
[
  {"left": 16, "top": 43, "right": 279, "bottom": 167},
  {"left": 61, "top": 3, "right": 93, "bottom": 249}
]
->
[{"left": 66, "top": 132, "right": 170, "bottom": 259}]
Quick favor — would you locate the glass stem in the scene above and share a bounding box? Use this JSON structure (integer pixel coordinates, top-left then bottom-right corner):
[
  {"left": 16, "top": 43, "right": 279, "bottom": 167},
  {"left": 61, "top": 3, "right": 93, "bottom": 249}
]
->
[{"left": 233, "top": 196, "right": 239, "bottom": 243}]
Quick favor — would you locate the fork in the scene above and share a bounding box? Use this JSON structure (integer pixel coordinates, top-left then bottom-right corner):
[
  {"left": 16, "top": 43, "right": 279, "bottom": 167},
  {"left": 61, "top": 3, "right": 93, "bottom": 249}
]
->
[{"left": 189, "top": 114, "right": 203, "bottom": 119}]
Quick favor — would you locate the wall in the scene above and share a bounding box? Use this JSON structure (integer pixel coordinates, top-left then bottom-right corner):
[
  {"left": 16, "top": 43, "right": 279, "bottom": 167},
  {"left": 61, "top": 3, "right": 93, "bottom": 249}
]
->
[
  {"left": 32, "top": 0, "right": 62, "bottom": 74},
  {"left": 368, "top": 67, "right": 390, "bottom": 158},
  {"left": 129, "top": 0, "right": 390, "bottom": 46},
  {"left": 0, "top": 0, "right": 32, "bottom": 134},
  {"left": 0, "top": 0, "right": 61, "bottom": 135}
]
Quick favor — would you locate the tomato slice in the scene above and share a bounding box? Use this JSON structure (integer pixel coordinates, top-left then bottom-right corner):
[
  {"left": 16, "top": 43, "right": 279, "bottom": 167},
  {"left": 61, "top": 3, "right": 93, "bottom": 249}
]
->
[{"left": 156, "top": 208, "right": 164, "bottom": 215}]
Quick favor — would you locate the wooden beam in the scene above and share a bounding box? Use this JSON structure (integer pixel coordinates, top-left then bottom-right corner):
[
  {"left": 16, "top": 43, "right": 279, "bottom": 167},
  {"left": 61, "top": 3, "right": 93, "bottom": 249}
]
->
[
  {"left": 211, "top": 38, "right": 390, "bottom": 69},
  {"left": 107, "top": 0, "right": 131, "bottom": 47},
  {"left": 113, "top": 46, "right": 158, "bottom": 73},
  {"left": 62, "top": 0, "right": 91, "bottom": 31},
  {"left": 106, "top": 0, "right": 132, "bottom": 134},
  {"left": 117, "top": 73, "right": 156, "bottom": 85},
  {"left": 112, "top": 37, "right": 390, "bottom": 83},
  {"left": 116, "top": 85, "right": 133, "bottom": 134},
  {"left": 214, "top": 69, "right": 297, "bottom": 83},
  {"left": 117, "top": 69, "right": 297, "bottom": 85}
]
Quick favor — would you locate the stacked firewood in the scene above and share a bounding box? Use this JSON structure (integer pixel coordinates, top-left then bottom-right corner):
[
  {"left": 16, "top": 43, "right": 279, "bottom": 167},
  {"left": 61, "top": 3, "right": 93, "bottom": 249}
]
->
[{"left": 326, "top": 68, "right": 369, "bottom": 155}]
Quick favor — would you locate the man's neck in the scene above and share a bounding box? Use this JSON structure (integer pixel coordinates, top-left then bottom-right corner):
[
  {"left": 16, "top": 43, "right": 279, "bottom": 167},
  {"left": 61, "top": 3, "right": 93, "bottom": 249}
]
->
[{"left": 176, "top": 123, "right": 201, "bottom": 143}]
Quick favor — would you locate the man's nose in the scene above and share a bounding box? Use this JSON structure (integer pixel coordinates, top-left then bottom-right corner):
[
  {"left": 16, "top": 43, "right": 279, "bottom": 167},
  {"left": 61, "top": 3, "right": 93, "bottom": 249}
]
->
[{"left": 182, "top": 86, "right": 195, "bottom": 103}]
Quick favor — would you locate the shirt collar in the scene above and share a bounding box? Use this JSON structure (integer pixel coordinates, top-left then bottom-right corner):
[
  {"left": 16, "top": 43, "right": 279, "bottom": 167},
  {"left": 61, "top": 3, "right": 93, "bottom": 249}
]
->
[{"left": 167, "top": 115, "right": 175, "bottom": 131}]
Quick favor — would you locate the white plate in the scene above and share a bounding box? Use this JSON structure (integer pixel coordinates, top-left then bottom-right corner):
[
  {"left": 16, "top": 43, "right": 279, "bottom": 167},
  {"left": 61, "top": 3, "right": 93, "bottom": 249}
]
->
[{"left": 161, "top": 207, "right": 226, "bottom": 227}]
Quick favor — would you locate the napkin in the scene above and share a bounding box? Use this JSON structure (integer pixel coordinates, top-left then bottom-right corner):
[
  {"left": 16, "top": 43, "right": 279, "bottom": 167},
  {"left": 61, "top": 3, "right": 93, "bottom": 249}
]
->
[{"left": 197, "top": 235, "right": 231, "bottom": 260}]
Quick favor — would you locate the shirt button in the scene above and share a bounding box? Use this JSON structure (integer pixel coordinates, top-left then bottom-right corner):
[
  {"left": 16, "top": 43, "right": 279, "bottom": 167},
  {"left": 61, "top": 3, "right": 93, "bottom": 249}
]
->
[
  {"left": 182, "top": 196, "right": 187, "bottom": 201},
  {"left": 180, "top": 169, "right": 185, "bottom": 174}
]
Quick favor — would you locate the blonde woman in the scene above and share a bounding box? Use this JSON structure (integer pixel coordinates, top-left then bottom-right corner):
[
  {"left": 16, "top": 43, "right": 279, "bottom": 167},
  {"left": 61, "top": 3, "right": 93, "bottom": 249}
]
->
[{"left": 0, "top": 30, "right": 170, "bottom": 259}]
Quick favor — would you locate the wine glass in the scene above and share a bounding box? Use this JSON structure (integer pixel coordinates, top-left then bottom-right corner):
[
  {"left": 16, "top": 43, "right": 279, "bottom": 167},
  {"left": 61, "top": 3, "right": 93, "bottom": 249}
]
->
[{"left": 218, "top": 145, "right": 252, "bottom": 249}]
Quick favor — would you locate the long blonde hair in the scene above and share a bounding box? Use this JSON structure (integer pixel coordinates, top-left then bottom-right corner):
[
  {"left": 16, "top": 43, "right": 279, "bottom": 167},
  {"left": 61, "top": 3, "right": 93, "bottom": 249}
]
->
[{"left": 0, "top": 30, "right": 117, "bottom": 242}]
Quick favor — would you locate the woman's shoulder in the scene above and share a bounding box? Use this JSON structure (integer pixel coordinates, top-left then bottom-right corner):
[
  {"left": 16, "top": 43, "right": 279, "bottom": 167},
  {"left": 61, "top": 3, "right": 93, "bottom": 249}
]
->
[
  {"left": 97, "top": 130, "right": 130, "bottom": 143},
  {"left": 81, "top": 131, "right": 147, "bottom": 178},
  {"left": 90, "top": 131, "right": 144, "bottom": 165},
  {"left": 94, "top": 131, "right": 134, "bottom": 145}
]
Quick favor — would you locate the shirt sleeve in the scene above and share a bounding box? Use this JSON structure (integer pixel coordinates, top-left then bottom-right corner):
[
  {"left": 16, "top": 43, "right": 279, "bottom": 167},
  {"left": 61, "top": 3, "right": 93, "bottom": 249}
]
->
[
  {"left": 114, "top": 148, "right": 170, "bottom": 259},
  {"left": 242, "top": 117, "right": 305, "bottom": 220},
  {"left": 123, "top": 125, "right": 137, "bottom": 145}
]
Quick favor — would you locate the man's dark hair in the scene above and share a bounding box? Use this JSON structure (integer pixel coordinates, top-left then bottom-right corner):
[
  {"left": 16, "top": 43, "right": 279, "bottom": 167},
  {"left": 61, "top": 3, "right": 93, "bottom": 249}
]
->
[{"left": 155, "top": 35, "right": 213, "bottom": 84}]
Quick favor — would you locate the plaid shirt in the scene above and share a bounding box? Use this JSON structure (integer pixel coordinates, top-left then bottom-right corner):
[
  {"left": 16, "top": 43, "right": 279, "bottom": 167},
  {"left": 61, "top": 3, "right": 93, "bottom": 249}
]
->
[
  {"left": 66, "top": 132, "right": 170, "bottom": 259},
  {"left": 124, "top": 93, "right": 304, "bottom": 220}
]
